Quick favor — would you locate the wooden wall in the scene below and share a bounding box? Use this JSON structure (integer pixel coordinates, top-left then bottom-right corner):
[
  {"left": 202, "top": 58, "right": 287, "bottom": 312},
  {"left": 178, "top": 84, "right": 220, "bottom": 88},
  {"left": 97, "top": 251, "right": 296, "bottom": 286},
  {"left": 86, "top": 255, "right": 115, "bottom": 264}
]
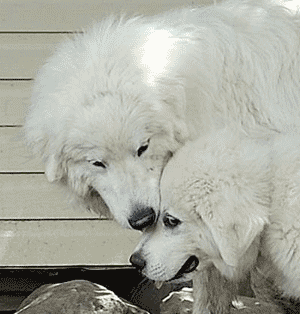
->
[{"left": 0, "top": 0, "right": 216, "bottom": 267}]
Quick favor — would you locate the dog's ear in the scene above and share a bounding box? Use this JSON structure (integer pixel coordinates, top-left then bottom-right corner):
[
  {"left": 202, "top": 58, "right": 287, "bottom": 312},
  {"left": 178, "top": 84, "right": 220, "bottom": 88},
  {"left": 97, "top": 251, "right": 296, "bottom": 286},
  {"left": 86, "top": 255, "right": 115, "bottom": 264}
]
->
[
  {"left": 45, "top": 154, "right": 64, "bottom": 182},
  {"left": 201, "top": 186, "right": 269, "bottom": 268}
]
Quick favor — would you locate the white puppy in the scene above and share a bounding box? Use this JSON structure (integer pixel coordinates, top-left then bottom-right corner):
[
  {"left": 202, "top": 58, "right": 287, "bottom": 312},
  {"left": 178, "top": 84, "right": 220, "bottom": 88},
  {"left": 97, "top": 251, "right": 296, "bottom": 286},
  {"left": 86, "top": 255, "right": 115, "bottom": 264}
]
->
[
  {"left": 131, "top": 128, "right": 300, "bottom": 313},
  {"left": 25, "top": 0, "right": 300, "bottom": 229}
]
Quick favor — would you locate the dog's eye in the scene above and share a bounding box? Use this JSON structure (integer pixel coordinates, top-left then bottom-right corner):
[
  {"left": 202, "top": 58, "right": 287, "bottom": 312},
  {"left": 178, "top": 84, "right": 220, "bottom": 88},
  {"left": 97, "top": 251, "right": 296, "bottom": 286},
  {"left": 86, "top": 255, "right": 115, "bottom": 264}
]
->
[
  {"left": 137, "top": 139, "right": 150, "bottom": 157},
  {"left": 163, "top": 214, "right": 181, "bottom": 228},
  {"left": 89, "top": 160, "right": 106, "bottom": 168}
]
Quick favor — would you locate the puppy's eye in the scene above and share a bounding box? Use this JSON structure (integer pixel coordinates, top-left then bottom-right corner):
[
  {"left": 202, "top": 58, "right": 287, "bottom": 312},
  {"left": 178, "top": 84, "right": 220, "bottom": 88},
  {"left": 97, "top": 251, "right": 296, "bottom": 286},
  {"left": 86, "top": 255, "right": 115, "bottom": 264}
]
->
[
  {"left": 137, "top": 139, "right": 150, "bottom": 157},
  {"left": 89, "top": 160, "right": 106, "bottom": 168},
  {"left": 163, "top": 214, "right": 181, "bottom": 228}
]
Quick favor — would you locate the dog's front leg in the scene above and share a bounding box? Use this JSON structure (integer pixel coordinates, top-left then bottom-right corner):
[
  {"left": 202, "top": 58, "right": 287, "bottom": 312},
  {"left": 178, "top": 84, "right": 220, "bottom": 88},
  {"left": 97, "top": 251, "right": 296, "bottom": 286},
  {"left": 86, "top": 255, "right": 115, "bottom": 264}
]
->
[{"left": 193, "top": 264, "right": 236, "bottom": 314}]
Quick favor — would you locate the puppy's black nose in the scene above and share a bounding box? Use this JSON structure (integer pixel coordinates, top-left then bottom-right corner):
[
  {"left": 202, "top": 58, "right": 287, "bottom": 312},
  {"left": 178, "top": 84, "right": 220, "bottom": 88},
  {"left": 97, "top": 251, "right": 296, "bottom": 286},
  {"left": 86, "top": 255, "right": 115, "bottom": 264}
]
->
[
  {"left": 128, "top": 207, "right": 155, "bottom": 230},
  {"left": 130, "top": 252, "right": 146, "bottom": 270}
]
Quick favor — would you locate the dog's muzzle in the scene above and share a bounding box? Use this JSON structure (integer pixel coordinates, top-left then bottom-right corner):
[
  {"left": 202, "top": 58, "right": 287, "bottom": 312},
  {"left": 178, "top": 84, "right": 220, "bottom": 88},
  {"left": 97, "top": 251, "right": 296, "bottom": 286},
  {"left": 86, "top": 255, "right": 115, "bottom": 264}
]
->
[{"left": 171, "top": 256, "right": 199, "bottom": 280}]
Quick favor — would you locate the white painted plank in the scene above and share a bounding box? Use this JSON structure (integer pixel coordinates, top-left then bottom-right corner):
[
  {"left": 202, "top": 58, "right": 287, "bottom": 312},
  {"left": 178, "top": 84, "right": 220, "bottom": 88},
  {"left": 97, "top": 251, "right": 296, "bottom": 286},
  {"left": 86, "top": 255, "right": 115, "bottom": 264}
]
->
[
  {"left": 0, "top": 0, "right": 214, "bottom": 31},
  {"left": 0, "top": 128, "right": 44, "bottom": 172},
  {"left": 0, "top": 33, "right": 68, "bottom": 78},
  {"left": 0, "top": 220, "right": 140, "bottom": 266},
  {"left": 0, "top": 81, "right": 32, "bottom": 125},
  {"left": 0, "top": 174, "right": 102, "bottom": 219}
]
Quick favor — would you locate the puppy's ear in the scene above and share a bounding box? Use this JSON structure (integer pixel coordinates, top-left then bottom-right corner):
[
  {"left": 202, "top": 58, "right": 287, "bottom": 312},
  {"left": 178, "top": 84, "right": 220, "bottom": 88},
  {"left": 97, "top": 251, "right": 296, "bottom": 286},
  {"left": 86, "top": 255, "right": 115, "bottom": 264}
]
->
[
  {"left": 45, "top": 154, "right": 64, "bottom": 182},
  {"left": 202, "top": 187, "right": 269, "bottom": 268}
]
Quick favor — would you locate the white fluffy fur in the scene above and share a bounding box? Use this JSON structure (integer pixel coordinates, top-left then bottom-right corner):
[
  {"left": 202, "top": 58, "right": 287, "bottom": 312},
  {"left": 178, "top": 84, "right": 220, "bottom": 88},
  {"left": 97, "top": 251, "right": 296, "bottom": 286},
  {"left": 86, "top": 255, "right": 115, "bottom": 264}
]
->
[
  {"left": 133, "top": 128, "right": 300, "bottom": 313},
  {"left": 24, "top": 0, "right": 300, "bottom": 228}
]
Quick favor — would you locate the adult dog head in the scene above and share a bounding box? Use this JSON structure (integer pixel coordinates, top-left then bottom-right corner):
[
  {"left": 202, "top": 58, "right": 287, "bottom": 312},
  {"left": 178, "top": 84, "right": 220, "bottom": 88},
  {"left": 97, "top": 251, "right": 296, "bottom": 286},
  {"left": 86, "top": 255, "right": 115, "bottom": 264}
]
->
[
  {"left": 24, "top": 15, "right": 201, "bottom": 229},
  {"left": 131, "top": 129, "right": 272, "bottom": 282}
]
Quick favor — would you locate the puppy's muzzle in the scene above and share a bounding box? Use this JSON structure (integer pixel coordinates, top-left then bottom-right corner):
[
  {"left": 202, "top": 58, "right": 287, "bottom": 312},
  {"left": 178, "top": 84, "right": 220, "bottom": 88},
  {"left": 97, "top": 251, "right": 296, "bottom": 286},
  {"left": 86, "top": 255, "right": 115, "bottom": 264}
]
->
[
  {"left": 130, "top": 251, "right": 146, "bottom": 270},
  {"left": 128, "top": 207, "right": 155, "bottom": 230}
]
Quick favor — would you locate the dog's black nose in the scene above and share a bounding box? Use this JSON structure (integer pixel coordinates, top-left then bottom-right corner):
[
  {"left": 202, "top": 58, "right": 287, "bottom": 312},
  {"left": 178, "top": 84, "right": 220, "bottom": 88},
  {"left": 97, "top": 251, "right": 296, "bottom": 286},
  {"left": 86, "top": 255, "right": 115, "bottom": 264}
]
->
[
  {"left": 130, "top": 252, "right": 146, "bottom": 270},
  {"left": 128, "top": 207, "right": 155, "bottom": 230}
]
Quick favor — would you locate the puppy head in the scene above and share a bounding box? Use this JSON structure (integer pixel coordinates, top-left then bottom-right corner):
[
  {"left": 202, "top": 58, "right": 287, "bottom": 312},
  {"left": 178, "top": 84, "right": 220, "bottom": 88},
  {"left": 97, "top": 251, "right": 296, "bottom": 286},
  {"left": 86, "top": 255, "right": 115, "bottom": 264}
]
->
[{"left": 131, "top": 129, "right": 271, "bottom": 281}]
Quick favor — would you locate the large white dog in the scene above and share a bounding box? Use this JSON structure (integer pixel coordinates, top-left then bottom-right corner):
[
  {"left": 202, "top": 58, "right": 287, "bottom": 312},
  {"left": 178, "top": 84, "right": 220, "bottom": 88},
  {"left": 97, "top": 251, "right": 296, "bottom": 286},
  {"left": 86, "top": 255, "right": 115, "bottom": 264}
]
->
[
  {"left": 130, "top": 128, "right": 300, "bottom": 313},
  {"left": 25, "top": 0, "right": 300, "bottom": 229}
]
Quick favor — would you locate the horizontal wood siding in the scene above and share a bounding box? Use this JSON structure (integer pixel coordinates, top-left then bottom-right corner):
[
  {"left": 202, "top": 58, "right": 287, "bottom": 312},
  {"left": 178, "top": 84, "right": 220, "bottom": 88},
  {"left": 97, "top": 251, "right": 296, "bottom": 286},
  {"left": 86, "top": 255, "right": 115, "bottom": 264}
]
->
[
  {"left": 0, "top": 220, "right": 140, "bottom": 266},
  {"left": 0, "top": 0, "right": 215, "bottom": 266},
  {"left": 0, "top": 0, "right": 214, "bottom": 31}
]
